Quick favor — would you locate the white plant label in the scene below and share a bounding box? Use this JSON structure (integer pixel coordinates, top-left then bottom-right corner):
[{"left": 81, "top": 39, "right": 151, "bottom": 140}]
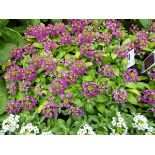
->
[{"left": 127, "top": 49, "right": 135, "bottom": 68}]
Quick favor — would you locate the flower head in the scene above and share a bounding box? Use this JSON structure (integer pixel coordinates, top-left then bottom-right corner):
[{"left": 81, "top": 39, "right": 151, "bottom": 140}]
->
[
  {"left": 113, "top": 89, "right": 128, "bottom": 104},
  {"left": 71, "top": 60, "right": 87, "bottom": 75},
  {"left": 6, "top": 100, "right": 21, "bottom": 114},
  {"left": 82, "top": 82, "right": 99, "bottom": 97},
  {"left": 99, "top": 65, "right": 114, "bottom": 78},
  {"left": 22, "top": 96, "right": 37, "bottom": 110},
  {"left": 51, "top": 78, "right": 68, "bottom": 94},
  {"left": 142, "top": 90, "right": 155, "bottom": 104},
  {"left": 124, "top": 69, "right": 138, "bottom": 83},
  {"left": 42, "top": 103, "right": 58, "bottom": 119}
]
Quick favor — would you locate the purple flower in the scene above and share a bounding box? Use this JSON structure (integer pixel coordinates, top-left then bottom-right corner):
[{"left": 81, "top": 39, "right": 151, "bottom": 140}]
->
[
  {"left": 134, "top": 31, "right": 147, "bottom": 52},
  {"left": 61, "top": 56, "right": 73, "bottom": 67},
  {"left": 105, "top": 19, "right": 121, "bottom": 31},
  {"left": 112, "top": 29, "right": 122, "bottom": 39},
  {"left": 11, "top": 47, "right": 24, "bottom": 60},
  {"left": 63, "top": 70, "right": 78, "bottom": 83},
  {"left": 22, "top": 96, "right": 37, "bottom": 110},
  {"left": 51, "top": 78, "right": 68, "bottom": 94},
  {"left": 42, "top": 103, "right": 58, "bottom": 119},
  {"left": 22, "top": 66, "right": 37, "bottom": 81},
  {"left": 19, "top": 80, "right": 31, "bottom": 92},
  {"left": 81, "top": 49, "right": 104, "bottom": 64},
  {"left": 98, "top": 31, "right": 112, "bottom": 44},
  {"left": 24, "top": 43, "right": 36, "bottom": 54},
  {"left": 82, "top": 82, "right": 99, "bottom": 97},
  {"left": 97, "top": 82, "right": 109, "bottom": 94},
  {"left": 129, "top": 24, "right": 140, "bottom": 33},
  {"left": 149, "top": 20, "right": 155, "bottom": 32},
  {"left": 114, "top": 42, "right": 133, "bottom": 58},
  {"left": 99, "top": 65, "right": 115, "bottom": 78},
  {"left": 142, "top": 90, "right": 155, "bottom": 104},
  {"left": 60, "top": 32, "right": 72, "bottom": 45},
  {"left": 52, "top": 22, "right": 67, "bottom": 35},
  {"left": 25, "top": 23, "right": 47, "bottom": 42},
  {"left": 113, "top": 89, "right": 128, "bottom": 104},
  {"left": 68, "top": 106, "right": 83, "bottom": 117},
  {"left": 124, "top": 69, "right": 138, "bottom": 83},
  {"left": 80, "top": 43, "right": 93, "bottom": 54},
  {"left": 30, "top": 55, "right": 44, "bottom": 68},
  {"left": 6, "top": 82, "right": 16, "bottom": 95},
  {"left": 69, "top": 19, "right": 90, "bottom": 34},
  {"left": 78, "top": 30, "right": 94, "bottom": 44},
  {"left": 60, "top": 93, "right": 73, "bottom": 104},
  {"left": 7, "top": 66, "right": 23, "bottom": 82},
  {"left": 41, "top": 58, "right": 56, "bottom": 73},
  {"left": 42, "top": 40, "right": 58, "bottom": 51},
  {"left": 6, "top": 100, "right": 21, "bottom": 114},
  {"left": 71, "top": 60, "right": 87, "bottom": 75}
]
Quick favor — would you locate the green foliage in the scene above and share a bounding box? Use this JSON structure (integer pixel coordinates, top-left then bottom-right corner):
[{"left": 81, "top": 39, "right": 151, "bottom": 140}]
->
[{"left": 0, "top": 78, "right": 8, "bottom": 115}]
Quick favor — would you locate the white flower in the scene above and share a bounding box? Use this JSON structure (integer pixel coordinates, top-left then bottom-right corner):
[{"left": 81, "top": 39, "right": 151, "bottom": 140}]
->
[
  {"left": 41, "top": 131, "right": 54, "bottom": 135},
  {"left": 110, "top": 112, "right": 128, "bottom": 135},
  {"left": 77, "top": 123, "right": 96, "bottom": 135},
  {"left": 1, "top": 114, "right": 20, "bottom": 134},
  {"left": 0, "top": 130, "right": 5, "bottom": 135},
  {"left": 132, "top": 114, "right": 149, "bottom": 131},
  {"left": 19, "top": 123, "right": 39, "bottom": 135}
]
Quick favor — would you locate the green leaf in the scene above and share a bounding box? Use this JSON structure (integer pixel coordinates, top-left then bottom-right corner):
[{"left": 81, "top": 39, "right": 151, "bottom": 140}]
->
[
  {"left": 127, "top": 89, "right": 141, "bottom": 96},
  {"left": 16, "top": 92, "right": 24, "bottom": 100},
  {"left": 30, "top": 19, "right": 40, "bottom": 25},
  {"left": 57, "top": 51, "right": 66, "bottom": 59},
  {"left": 122, "top": 38, "right": 131, "bottom": 45},
  {"left": 114, "top": 66, "right": 119, "bottom": 76},
  {"left": 0, "top": 19, "right": 9, "bottom": 27},
  {"left": 127, "top": 93, "right": 138, "bottom": 105},
  {"left": 136, "top": 82, "right": 150, "bottom": 89},
  {"left": 96, "top": 104, "right": 105, "bottom": 114},
  {"left": 58, "top": 119, "right": 66, "bottom": 129},
  {"left": 0, "top": 28, "right": 25, "bottom": 46},
  {"left": 121, "top": 58, "right": 128, "bottom": 67},
  {"left": 83, "top": 75, "right": 93, "bottom": 81},
  {"left": 0, "top": 40, "right": 16, "bottom": 65},
  {"left": 139, "top": 19, "right": 152, "bottom": 28},
  {"left": 125, "top": 82, "right": 137, "bottom": 89},
  {"left": 95, "top": 94, "right": 109, "bottom": 103},
  {"left": 0, "top": 78, "right": 8, "bottom": 115},
  {"left": 75, "top": 51, "right": 80, "bottom": 59},
  {"left": 74, "top": 98, "right": 84, "bottom": 107},
  {"left": 85, "top": 62, "right": 93, "bottom": 67},
  {"left": 111, "top": 53, "right": 118, "bottom": 60},
  {"left": 33, "top": 42, "right": 43, "bottom": 48},
  {"left": 85, "top": 103, "right": 95, "bottom": 114}
]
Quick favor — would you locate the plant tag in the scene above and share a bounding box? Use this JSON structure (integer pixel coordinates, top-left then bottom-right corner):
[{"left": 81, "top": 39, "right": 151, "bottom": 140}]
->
[
  {"left": 141, "top": 50, "right": 155, "bottom": 73},
  {"left": 127, "top": 49, "right": 135, "bottom": 68}
]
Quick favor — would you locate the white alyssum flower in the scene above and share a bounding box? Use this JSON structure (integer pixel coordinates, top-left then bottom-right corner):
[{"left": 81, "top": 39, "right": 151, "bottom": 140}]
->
[
  {"left": 145, "top": 127, "right": 155, "bottom": 135},
  {"left": 110, "top": 112, "right": 128, "bottom": 135},
  {"left": 132, "top": 114, "right": 148, "bottom": 131},
  {"left": 77, "top": 123, "right": 96, "bottom": 135},
  {"left": 19, "top": 123, "right": 39, "bottom": 135},
  {"left": 41, "top": 131, "right": 54, "bottom": 135},
  {"left": 1, "top": 114, "right": 20, "bottom": 133},
  {"left": 0, "top": 130, "right": 5, "bottom": 135}
]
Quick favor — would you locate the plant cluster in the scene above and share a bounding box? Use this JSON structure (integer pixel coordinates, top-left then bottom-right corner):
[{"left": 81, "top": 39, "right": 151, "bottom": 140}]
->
[{"left": 0, "top": 19, "right": 155, "bottom": 135}]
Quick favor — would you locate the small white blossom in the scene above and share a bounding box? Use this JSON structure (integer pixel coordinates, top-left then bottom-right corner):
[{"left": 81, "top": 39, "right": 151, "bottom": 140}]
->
[
  {"left": 132, "top": 114, "right": 148, "bottom": 131},
  {"left": 77, "top": 123, "right": 96, "bottom": 135},
  {"left": 110, "top": 112, "right": 128, "bottom": 135},
  {"left": 1, "top": 114, "right": 20, "bottom": 134},
  {"left": 19, "top": 123, "right": 39, "bottom": 135}
]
